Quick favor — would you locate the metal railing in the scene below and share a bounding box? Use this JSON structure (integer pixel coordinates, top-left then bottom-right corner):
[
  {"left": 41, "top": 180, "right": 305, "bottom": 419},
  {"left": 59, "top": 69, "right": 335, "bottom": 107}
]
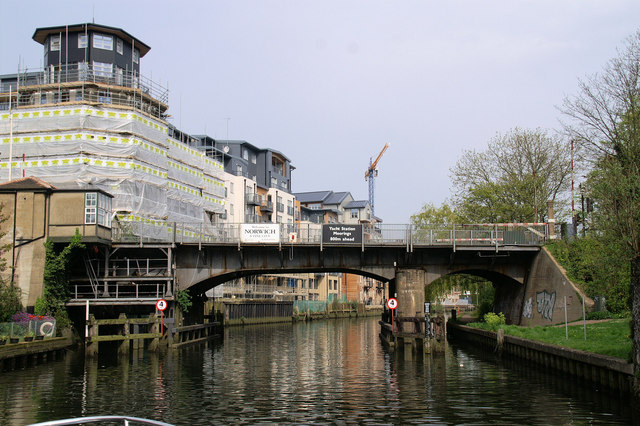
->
[
  {"left": 0, "top": 319, "right": 57, "bottom": 340},
  {"left": 71, "top": 282, "right": 167, "bottom": 300},
  {"left": 111, "top": 222, "right": 548, "bottom": 247},
  {"left": 1, "top": 64, "right": 168, "bottom": 104},
  {"left": 1, "top": 64, "right": 169, "bottom": 120}
]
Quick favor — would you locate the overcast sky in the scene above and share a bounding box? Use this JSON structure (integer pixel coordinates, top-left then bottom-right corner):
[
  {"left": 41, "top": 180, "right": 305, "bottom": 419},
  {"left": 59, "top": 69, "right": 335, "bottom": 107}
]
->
[{"left": 1, "top": 1, "right": 639, "bottom": 223}]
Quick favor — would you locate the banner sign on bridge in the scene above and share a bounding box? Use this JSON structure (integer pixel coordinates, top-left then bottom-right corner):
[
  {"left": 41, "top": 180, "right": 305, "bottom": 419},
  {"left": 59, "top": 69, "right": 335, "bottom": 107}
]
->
[
  {"left": 240, "top": 224, "right": 280, "bottom": 243},
  {"left": 322, "top": 224, "right": 363, "bottom": 244}
]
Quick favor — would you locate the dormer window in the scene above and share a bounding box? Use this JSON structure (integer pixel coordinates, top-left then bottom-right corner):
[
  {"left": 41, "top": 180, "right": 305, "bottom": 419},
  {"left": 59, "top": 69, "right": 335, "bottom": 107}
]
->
[{"left": 93, "top": 33, "right": 113, "bottom": 50}]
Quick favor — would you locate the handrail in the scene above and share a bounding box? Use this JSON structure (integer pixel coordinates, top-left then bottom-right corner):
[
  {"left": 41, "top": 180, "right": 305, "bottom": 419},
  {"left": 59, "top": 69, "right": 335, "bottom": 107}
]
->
[
  {"left": 28, "top": 415, "right": 174, "bottom": 426},
  {"left": 111, "top": 222, "right": 548, "bottom": 247}
]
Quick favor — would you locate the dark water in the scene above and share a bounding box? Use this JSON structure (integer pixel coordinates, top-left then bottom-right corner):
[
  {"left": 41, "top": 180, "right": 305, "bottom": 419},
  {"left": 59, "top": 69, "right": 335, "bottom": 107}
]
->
[{"left": 0, "top": 317, "right": 635, "bottom": 425}]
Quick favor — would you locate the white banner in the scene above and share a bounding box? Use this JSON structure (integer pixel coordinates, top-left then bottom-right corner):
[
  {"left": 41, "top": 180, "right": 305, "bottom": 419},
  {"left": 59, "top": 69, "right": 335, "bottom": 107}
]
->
[{"left": 240, "top": 224, "right": 280, "bottom": 243}]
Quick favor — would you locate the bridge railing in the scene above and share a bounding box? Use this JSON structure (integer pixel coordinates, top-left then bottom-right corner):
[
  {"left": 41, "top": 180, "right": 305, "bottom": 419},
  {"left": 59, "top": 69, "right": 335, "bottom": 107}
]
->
[{"left": 112, "top": 221, "right": 548, "bottom": 246}]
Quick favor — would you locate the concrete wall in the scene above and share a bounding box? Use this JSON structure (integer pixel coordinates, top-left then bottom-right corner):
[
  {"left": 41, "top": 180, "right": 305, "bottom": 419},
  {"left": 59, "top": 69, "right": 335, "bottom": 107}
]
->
[
  {"left": 519, "top": 247, "right": 594, "bottom": 326},
  {"left": 0, "top": 192, "right": 47, "bottom": 308}
]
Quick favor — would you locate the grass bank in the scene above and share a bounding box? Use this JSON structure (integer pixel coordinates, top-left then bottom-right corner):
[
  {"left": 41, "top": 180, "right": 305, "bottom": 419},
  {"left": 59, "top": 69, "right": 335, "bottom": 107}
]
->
[{"left": 464, "top": 318, "right": 632, "bottom": 361}]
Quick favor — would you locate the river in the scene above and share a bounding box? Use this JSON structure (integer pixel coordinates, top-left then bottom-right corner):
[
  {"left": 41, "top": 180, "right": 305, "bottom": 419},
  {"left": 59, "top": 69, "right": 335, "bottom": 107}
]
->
[{"left": 0, "top": 317, "right": 635, "bottom": 425}]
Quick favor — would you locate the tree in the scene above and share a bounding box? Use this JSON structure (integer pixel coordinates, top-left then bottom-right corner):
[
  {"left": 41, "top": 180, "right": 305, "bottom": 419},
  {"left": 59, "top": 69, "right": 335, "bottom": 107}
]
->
[
  {"left": 410, "top": 202, "right": 461, "bottom": 227},
  {"left": 561, "top": 29, "right": 640, "bottom": 395},
  {"left": 450, "top": 128, "right": 572, "bottom": 223}
]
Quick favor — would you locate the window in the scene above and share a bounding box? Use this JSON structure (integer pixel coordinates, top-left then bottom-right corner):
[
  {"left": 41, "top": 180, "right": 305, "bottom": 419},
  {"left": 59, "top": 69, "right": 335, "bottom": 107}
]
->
[
  {"left": 85, "top": 193, "right": 96, "bottom": 224},
  {"left": 230, "top": 182, "right": 234, "bottom": 194},
  {"left": 115, "top": 67, "right": 123, "bottom": 85},
  {"left": 251, "top": 153, "right": 256, "bottom": 164},
  {"left": 50, "top": 35, "right": 61, "bottom": 51},
  {"left": 351, "top": 209, "right": 358, "bottom": 219},
  {"left": 242, "top": 149, "right": 249, "bottom": 160},
  {"left": 93, "top": 34, "right": 113, "bottom": 50},
  {"left": 93, "top": 61, "right": 112, "bottom": 78},
  {"left": 98, "top": 91, "right": 112, "bottom": 104},
  {"left": 116, "top": 38, "right": 123, "bottom": 54},
  {"left": 78, "top": 62, "right": 88, "bottom": 80},
  {"left": 78, "top": 34, "right": 88, "bottom": 48},
  {"left": 85, "top": 192, "right": 112, "bottom": 228},
  {"left": 133, "top": 48, "right": 139, "bottom": 64},
  {"left": 230, "top": 204, "right": 234, "bottom": 216}
]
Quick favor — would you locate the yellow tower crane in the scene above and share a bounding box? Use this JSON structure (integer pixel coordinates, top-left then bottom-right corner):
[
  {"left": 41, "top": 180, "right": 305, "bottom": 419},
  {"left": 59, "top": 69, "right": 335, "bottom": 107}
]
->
[{"left": 365, "top": 143, "right": 390, "bottom": 216}]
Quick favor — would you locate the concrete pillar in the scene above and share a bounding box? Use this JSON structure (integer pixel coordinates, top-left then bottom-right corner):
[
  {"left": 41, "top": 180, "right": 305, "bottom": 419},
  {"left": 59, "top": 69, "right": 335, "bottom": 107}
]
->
[{"left": 395, "top": 268, "right": 427, "bottom": 335}]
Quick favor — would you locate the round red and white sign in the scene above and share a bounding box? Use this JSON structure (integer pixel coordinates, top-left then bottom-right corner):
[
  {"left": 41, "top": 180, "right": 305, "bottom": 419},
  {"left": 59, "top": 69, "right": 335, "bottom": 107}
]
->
[
  {"left": 386, "top": 298, "right": 398, "bottom": 310},
  {"left": 156, "top": 299, "right": 168, "bottom": 311}
]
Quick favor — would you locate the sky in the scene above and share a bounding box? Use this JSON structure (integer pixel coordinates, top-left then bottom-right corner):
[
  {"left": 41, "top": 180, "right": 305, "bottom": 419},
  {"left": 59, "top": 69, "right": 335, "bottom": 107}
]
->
[{"left": 1, "top": 0, "right": 639, "bottom": 224}]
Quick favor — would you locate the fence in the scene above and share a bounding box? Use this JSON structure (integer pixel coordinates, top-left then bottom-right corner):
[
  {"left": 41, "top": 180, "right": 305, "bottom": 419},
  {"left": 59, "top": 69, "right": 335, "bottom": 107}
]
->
[
  {"left": 112, "top": 222, "right": 548, "bottom": 247},
  {"left": 0, "top": 319, "right": 57, "bottom": 340}
]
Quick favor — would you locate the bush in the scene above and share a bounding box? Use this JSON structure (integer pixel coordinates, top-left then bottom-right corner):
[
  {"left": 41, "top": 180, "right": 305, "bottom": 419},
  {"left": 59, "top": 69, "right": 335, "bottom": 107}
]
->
[
  {"left": 476, "top": 300, "right": 493, "bottom": 319},
  {"left": 175, "top": 289, "right": 192, "bottom": 313},
  {"left": 0, "top": 283, "right": 21, "bottom": 322},
  {"left": 483, "top": 312, "right": 506, "bottom": 330},
  {"left": 547, "top": 238, "right": 631, "bottom": 314}
]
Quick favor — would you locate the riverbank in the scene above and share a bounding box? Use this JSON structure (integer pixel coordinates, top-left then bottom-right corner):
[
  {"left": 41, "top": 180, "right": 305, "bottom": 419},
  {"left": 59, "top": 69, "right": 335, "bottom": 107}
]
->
[
  {"left": 447, "top": 320, "right": 633, "bottom": 394},
  {"left": 0, "top": 334, "right": 76, "bottom": 370}
]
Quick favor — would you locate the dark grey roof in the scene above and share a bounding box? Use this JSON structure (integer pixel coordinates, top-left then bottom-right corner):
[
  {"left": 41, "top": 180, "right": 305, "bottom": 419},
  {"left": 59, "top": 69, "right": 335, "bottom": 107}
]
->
[
  {"left": 324, "top": 191, "right": 350, "bottom": 205},
  {"left": 345, "top": 200, "right": 369, "bottom": 209},
  {"left": 32, "top": 23, "right": 151, "bottom": 57},
  {"left": 294, "top": 191, "right": 333, "bottom": 203}
]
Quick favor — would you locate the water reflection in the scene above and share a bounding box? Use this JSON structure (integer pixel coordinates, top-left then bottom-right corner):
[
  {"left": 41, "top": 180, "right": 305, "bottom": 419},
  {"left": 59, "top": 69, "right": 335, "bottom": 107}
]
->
[{"left": 0, "top": 317, "right": 634, "bottom": 425}]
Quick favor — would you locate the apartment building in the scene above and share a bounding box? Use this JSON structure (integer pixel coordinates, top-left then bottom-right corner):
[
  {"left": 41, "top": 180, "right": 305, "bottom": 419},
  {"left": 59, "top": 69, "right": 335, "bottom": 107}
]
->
[
  {"left": 0, "top": 23, "right": 227, "bottom": 239},
  {"left": 194, "top": 138, "right": 296, "bottom": 225},
  {"left": 294, "top": 190, "right": 385, "bottom": 306},
  {"left": 295, "top": 190, "right": 375, "bottom": 225}
]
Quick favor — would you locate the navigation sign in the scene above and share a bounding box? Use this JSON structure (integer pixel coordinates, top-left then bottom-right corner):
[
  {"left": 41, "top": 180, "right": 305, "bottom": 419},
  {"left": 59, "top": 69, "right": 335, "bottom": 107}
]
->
[
  {"left": 156, "top": 299, "right": 168, "bottom": 311},
  {"left": 322, "top": 224, "right": 363, "bottom": 244},
  {"left": 386, "top": 298, "right": 398, "bottom": 310}
]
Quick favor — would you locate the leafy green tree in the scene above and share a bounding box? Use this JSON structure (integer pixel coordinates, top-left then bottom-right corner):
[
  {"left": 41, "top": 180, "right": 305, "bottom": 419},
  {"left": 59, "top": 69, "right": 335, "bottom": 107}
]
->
[
  {"left": 411, "top": 202, "right": 461, "bottom": 226},
  {"left": 561, "top": 29, "right": 640, "bottom": 395},
  {"left": 450, "top": 127, "right": 572, "bottom": 223}
]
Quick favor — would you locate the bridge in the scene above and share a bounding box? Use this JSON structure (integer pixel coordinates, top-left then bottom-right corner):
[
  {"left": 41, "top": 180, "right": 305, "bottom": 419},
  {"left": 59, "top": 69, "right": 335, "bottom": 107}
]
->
[{"left": 71, "top": 222, "right": 589, "bottom": 330}]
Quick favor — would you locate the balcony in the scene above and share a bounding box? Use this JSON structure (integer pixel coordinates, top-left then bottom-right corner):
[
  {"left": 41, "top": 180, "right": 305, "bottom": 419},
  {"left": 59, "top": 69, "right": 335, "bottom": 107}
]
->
[
  {"left": 244, "top": 214, "right": 262, "bottom": 223},
  {"left": 245, "top": 193, "right": 261, "bottom": 206},
  {"left": 0, "top": 63, "right": 169, "bottom": 119},
  {"left": 260, "top": 200, "right": 274, "bottom": 213}
]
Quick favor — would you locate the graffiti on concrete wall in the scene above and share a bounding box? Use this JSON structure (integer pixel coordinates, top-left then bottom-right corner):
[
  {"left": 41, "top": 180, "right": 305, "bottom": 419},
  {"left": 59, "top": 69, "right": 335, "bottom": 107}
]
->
[
  {"left": 522, "top": 297, "right": 533, "bottom": 319},
  {"left": 536, "top": 290, "right": 556, "bottom": 321}
]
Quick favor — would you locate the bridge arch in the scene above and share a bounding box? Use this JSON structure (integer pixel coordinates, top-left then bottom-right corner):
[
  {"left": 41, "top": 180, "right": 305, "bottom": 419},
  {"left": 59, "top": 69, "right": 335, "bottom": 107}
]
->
[
  {"left": 187, "top": 266, "right": 392, "bottom": 296},
  {"left": 427, "top": 269, "right": 525, "bottom": 323}
]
